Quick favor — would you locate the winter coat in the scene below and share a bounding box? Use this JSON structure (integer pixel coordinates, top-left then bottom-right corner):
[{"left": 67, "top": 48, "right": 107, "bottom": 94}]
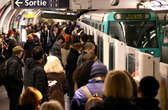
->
[
  {"left": 66, "top": 48, "right": 80, "bottom": 79},
  {"left": 4, "top": 56, "right": 24, "bottom": 88},
  {"left": 24, "top": 58, "right": 33, "bottom": 86},
  {"left": 76, "top": 51, "right": 87, "bottom": 67},
  {"left": 23, "top": 59, "right": 48, "bottom": 102},
  {"left": 70, "top": 78, "right": 104, "bottom": 110},
  {"left": 50, "top": 41, "right": 62, "bottom": 63},
  {"left": 65, "top": 48, "right": 80, "bottom": 98},
  {"left": 47, "top": 72, "right": 68, "bottom": 108},
  {"left": 133, "top": 98, "right": 161, "bottom": 110},
  {"left": 91, "top": 97, "right": 140, "bottom": 110},
  {"left": 23, "top": 40, "right": 35, "bottom": 60}
]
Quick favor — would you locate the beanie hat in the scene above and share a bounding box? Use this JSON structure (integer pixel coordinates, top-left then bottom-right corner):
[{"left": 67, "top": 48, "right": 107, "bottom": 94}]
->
[
  {"left": 12, "top": 45, "right": 23, "bottom": 54},
  {"left": 90, "top": 61, "right": 107, "bottom": 78}
]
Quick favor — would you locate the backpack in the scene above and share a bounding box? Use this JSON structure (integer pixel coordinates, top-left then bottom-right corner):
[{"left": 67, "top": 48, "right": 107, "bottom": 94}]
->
[
  {"left": 81, "top": 86, "right": 103, "bottom": 110},
  {"left": 0, "top": 60, "right": 8, "bottom": 85}
]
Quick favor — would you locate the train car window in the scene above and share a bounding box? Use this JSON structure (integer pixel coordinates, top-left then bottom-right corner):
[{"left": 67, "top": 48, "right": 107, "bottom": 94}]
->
[
  {"left": 95, "top": 23, "right": 98, "bottom": 29},
  {"left": 99, "top": 37, "right": 104, "bottom": 62},
  {"left": 99, "top": 24, "right": 101, "bottom": 31},
  {"left": 126, "top": 53, "right": 135, "bottom": 74},
  {"left": 96, "top": 36, "right": 100, "bottom": 57},
  {"left": 108, "top": 22, "right": 125, "bottom": 42},
  {"left": 109, "top": 43, "right": 114, "bottom": 70},
  {"left": 124, "top": 21, "right": 158, "bottom": 48},
  {"left": 102, "top": 25, "right": 105, "bottom": 32},
  {"left": 163, "top": 26, "right": 168, "bottom": 44}
]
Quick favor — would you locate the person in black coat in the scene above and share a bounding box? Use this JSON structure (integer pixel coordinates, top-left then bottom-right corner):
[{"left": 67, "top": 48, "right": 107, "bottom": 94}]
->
[
  {"left": 0, "top": 37, "right": 7, "bottom": 64},
  {"left": 40, "top": 24, "right": 49, "bottom": 54},
  {"left": 65, "top": 42, "right": 83, "bottom": 99},
  {"left": 24, "top": 46, "right": 48, "bottom": 103},
  {"left": 4, "top": 46, "right": 24, "bottom": 110}
]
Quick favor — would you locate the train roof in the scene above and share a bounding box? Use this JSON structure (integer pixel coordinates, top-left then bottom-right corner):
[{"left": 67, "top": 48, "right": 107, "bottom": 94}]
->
[{"left": 81, "top": 9, "right": 154, "bottom": 14}]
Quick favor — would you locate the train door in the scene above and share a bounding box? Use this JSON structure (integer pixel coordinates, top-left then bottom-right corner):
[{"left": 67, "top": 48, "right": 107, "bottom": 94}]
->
[{"left": 161, "top": 25, "right": 168, "bottom": 63}]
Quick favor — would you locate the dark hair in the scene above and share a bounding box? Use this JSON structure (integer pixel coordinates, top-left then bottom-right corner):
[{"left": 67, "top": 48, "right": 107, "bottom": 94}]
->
[
  {"left": 80, "top": 33, "right": 88, "bottom": 43},
  {"left": 140, "top": 76, "right": 159, "bottom": 98},
  {"left": 84, "top": 42, "right": 95, "bottom": 50},
  {"left": 82, "top": 51, "right": 96, "bottom": 63},
  {"left": 32, "top": 46, "right": 44, "bottom": 60},
  {"left": 73, "top": 60, "right": 95, "bottom": 89}
]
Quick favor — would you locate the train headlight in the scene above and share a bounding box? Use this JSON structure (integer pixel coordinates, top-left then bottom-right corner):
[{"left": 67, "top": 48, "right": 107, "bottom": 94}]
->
[
  {"left": 114, "top": 14, "right": 122, "bottom": 20},
  {"left": 150, "top": 50, "right": 155, "bottom": 55}
]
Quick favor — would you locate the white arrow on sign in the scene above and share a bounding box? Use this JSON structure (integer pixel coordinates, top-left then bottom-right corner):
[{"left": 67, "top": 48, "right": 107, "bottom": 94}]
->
[{"left": 15, "top": 0, "right": 23, "bottom": 7}]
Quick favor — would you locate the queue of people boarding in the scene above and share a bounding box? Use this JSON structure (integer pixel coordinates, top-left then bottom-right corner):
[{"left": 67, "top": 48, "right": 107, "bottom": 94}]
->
[{"left": 0, "top": 20, "right": 161, "bottom": 110}]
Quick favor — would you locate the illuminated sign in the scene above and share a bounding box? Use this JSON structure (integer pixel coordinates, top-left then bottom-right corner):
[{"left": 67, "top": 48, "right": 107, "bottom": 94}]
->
[
  {"left": 114, "top": 13, "right": 150, "bottom": 20},
  {"left": 13, "top": 0, "right": 69, "bottom": 8},
  {"left": 24, "top": 14, "right": 35, "bottom": 18}
]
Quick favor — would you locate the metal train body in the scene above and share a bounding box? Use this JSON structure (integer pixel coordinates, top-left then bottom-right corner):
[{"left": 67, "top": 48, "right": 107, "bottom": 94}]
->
[
  {"left": 77, "top": 9, "right": 160, "bottom": 80},
  {"left": 77, "top": 19, "right": 158, "bottom": 80},
  {"left": 77, "top": 9, "right": 166, "bottom": 108}
]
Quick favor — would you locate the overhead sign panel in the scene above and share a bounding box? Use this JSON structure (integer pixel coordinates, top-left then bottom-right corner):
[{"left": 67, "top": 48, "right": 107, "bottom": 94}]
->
[{"left": 13, "top": 0, "right": 69, "bottom": 8}]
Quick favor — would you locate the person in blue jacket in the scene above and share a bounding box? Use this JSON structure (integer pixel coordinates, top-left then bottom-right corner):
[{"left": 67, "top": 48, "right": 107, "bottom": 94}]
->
[{"left": 70, "top": 61, "right": 107, "bottom": 110}]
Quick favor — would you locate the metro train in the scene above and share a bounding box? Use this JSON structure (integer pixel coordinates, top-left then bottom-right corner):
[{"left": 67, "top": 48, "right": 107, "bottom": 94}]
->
[
  {"left": 78, "top": 9, "right": 160, "bottom": 57},
  {"left": 77, "top": 9, "right": 168, "bottom": 110},
  {"left": 77, "top": 9, "right": 161, "bottom": 82}
]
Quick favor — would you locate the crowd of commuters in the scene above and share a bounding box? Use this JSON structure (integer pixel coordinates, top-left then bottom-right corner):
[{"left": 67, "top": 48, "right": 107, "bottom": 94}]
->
[{"left": 0, "top": 20, "right": 161, "bottom": 110}]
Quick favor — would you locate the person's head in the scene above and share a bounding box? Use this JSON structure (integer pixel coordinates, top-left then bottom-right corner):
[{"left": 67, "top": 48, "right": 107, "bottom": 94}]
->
[
  {"left": 32, "top": 46, "right": 44, "bottom": 61},
  {"left": 44, "top": 56, "right": 64, "bottom": 73},
  {"left": 8, "top": 30, "right": 14, "bottom": 37},
  {"left": 80, "top": 33, "right": 88, "bottom": 43},
  {"left": 84, "top": 42, "right": 95, "bottom": 54},
  {"left": 73, "top": 60, "right": 95, "bottom": 89},
  {"left": 139, "top": 76, "right": 159, "bottom": 98},
  {"left": 82, "top": 51, "right": 97, "bottom": 63},
  {"left": 27, "top": 34, "right": 34, "bottom": 40},
  {"left": 103, "top": 70, "right": 133, "bottom": 98},
  {"left": 53, "top": 26, "right": 59, "bottom": 33},
  {"left": 40, "top": 100, "right": 63, "bottom": 110},
  {"left": 12, "top": 45, "right": 23, "bottom": 58},
  {"left": 19, "top": 87, "right": 43, "bottom": 110},
  {"left": 71, "top": 42, "right": 83, "bottom": 52},
  {"left": 90, "top": 61, "right": 107, "bottom": 78}
]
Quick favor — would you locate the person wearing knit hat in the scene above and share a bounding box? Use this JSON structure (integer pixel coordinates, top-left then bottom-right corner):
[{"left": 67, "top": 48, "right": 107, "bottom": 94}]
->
[
  {"left": 90, "top": 61, "right": 107, "bottom": 78},
  {"left": 4, "top": 45, "right": 24, "bottom": 110}
]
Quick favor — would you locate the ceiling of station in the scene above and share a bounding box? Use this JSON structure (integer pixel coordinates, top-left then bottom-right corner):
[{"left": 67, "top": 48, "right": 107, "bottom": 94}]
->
[{"left": 0, "top": 0, "right": 10, "bottom": 9}]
